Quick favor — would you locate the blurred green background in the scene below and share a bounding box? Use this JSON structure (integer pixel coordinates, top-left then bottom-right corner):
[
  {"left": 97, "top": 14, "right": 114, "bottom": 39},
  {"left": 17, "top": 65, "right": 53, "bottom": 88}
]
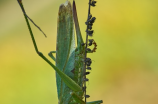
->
[{"left": 0, "top": 0, "right": 158, "bottom": 104}]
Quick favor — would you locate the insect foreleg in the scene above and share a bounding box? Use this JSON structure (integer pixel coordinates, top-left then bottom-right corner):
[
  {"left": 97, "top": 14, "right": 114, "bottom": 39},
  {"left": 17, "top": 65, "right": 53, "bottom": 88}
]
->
[{"left": 48, "top": 51, "right": 56, "bottom": 61}]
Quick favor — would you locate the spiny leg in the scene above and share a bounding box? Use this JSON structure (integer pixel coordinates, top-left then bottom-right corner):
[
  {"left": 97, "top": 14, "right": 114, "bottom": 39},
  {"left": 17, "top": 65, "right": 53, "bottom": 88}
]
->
[
  {"left": 17, "top": 0, "right": 82, "bottom": 92},
  {"left": 17, "top": 0, "right": 57, "bottom": 72}
]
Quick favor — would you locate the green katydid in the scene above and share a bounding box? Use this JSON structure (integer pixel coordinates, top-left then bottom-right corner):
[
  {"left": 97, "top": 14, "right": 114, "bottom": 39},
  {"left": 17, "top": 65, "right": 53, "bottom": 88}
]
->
[{"left": 17, "top": 0, "right": 103, "bottom": 103}]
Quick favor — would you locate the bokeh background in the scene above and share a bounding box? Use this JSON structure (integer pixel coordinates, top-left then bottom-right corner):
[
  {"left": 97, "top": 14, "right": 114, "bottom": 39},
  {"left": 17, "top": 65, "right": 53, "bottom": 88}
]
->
[{"left": 0, "top": 0, "right": 158, "bottom": 104}]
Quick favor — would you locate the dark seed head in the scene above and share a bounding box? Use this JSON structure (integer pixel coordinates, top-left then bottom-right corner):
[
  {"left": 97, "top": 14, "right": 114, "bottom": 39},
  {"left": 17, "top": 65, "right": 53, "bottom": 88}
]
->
[
  {"left": 87, "top": 48, "right": 92, "bottom": 52},
  {"left": 82, "top": 86, "right": 87, "bottom": 91},
  {"left": 90, "top": 17, "right": 96, "bottom": 24},
  {"left": 88, "top": 30, "right": 93, "bottom": 34},
  {"left": 91, "top": 17, "right": 96, "bottom": 20},
  {"left": 85, "top": 17, "right": 96, "bottom": 26},
  {"left": 86, "top": 61, "right": 92, "bottom": 66},
  {"left": 88, "top": 42, "right": 92, "bottom": 46},
  {"left": 84, "top": 78, "right": 89, "bottom": 82},
  {"left": 89, "top": 23, "right": 93, "bottom": 26},
  {"left": 85, "top": 58, "right": 91, "bottom": 62},
  {"left": 88, "top": 25, "right": 92, "bottom": 30},
  {"left": 88, "top": 14, "right": 92, "bottom": 20},
  {"left": 88, "top": 33, "right": 93, "bottom": 37},
  {"left": 86, "top": 30, "right": 94, "bottom": 36},
  {"left": 92, "top": 0, "right": 97, "bottom": 4},
  {"left": 84, "top": 72, "right": 90, "bottom": 76},
  {"left": 86, "top": 63, "right": 91, "bottom": 66},
  {"left": 88, "top": 39, "right": 94, "bottom": 46},
  {"left": 81, "top": 43, "right": 85, "bottom": 46},
  {"left": 92, "top": 1, "right": 97, "bottom": 4},
  {"left": 85, "top": 21, "right": 88, "bottom": 25},
  {"left": 90, "top": 3, "right": 96, "bottom": 7},
  {"left": 85, "top": 95, "right": 90, "bottom": 98},
  {"left": 90, "top": 0, "right": 97, "bottom": 7},
  {"left": 89, "top": 39, "right": 94, "bottom": 43},
  {"left": 86, "top": 67, "right": 91, "bottom": 70}
]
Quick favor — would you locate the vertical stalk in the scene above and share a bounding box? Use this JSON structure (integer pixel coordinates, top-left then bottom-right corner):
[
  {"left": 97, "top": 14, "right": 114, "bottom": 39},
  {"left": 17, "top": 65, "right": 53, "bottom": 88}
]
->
[{"left": 84, "top": 0, "right": 92, "bottom": 102}]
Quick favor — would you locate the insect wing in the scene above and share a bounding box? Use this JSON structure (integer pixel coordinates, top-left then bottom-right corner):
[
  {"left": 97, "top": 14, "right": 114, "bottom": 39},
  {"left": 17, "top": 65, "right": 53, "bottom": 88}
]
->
[{"left": 56, "top": 1, "right": 76, "bottom": 103}]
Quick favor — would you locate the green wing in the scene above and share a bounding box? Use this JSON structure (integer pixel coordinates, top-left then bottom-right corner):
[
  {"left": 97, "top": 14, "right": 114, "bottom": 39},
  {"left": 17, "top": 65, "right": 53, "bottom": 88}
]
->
[{"left": 56, "top": 1, "right": 76, "bottom": 103}]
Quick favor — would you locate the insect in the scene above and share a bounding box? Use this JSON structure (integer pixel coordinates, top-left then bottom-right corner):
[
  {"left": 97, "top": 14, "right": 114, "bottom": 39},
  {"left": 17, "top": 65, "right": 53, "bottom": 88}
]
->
[{"left": 17, "top": 0, "right": 102, "bottom": 104}]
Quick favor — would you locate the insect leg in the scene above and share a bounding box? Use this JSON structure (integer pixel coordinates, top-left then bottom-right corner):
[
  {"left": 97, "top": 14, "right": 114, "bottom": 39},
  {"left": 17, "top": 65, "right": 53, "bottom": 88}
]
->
[
  {"left": 48, "top": 51, "right": 56, "bottom": 61},
  {"left": 70, "top": 92, "right": 85, "bottom": 104},
  {"left": 17, "top": 0, "right": 82, "bottom": 92}
]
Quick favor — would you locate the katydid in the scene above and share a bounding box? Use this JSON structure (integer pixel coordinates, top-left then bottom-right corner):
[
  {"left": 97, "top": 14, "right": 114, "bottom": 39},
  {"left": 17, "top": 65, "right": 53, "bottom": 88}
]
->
[{"left": 17, "top": 0, "right": 102, "bottom": 103}]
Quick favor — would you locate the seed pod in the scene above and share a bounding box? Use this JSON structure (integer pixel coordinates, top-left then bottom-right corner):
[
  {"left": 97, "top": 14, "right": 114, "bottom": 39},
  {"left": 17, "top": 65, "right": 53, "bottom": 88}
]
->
[
  {"left": 85, "top": 58, "right": 91, "bottom": 62},
  {"left": 81, "top": 43, "right": 85, "bottom": 46},
  {"left": 86, "top": 60, "right": 92, "bottom": 66},
  {"left": 85, "top": 95, "right": 90, "bottom": 98},
  {"left": 88, "top": 14, "right": 92, "bottom": 20},
  {"left": 88, "top": 25, "right": 92, "bottom": 30},
  {"left": 90, "top": 0, "right": 97, "bottom": 7},
  {"left": 86, "top": 58, "right": 92, "bottom": 64},
  {"left": 88, "top": 42, "right": 92, "bottom": 46},
  {"left": 86, "top": 66, "right": 91, "bottom": 70},
  {"left": 82, "top": 86, "right": 87, "bottom": 91},
  {"left": 84, "top": 78, "right": 89, "bottom": 82},
  {"left": 89, "top": 17, "right": 96, "bottom": 24},
  {"left": 85, "top": 14, "right": 92, "bottom": 25},
  {"left": 85, "top": 21, "right": 88, "bottom": 25},
  {"left": 86, "top": 30, "right": 94, "bottom": 36},
  {"left": 84, "top": 72, "right": 90, "bottom": 76},
  {"left": 88, "top": 39, "right": 94, "bottom": 46},
  {"left": 87, "top": 30, "right": 93, "bottom": 34},
  {"left": 86, "top": 17, "right": 96, "bottom": 25},
  {"left": 86, "top": 48, "right": 92, "bottom": 52},
  {"left": 89, "top": 39, "right": 94, "bottom": 42},
  {"left": 88, "top": 26, "right": 92, "bottom": 30},
  {"left": 89, "top": 23, "right": 93, "bottom": 27}
]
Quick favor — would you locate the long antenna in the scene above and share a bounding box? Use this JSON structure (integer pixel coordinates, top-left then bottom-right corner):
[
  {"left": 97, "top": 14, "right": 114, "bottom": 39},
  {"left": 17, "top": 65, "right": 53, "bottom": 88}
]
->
[{"left": 17, "top": 0, "right": 47, "bottom": 37}]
